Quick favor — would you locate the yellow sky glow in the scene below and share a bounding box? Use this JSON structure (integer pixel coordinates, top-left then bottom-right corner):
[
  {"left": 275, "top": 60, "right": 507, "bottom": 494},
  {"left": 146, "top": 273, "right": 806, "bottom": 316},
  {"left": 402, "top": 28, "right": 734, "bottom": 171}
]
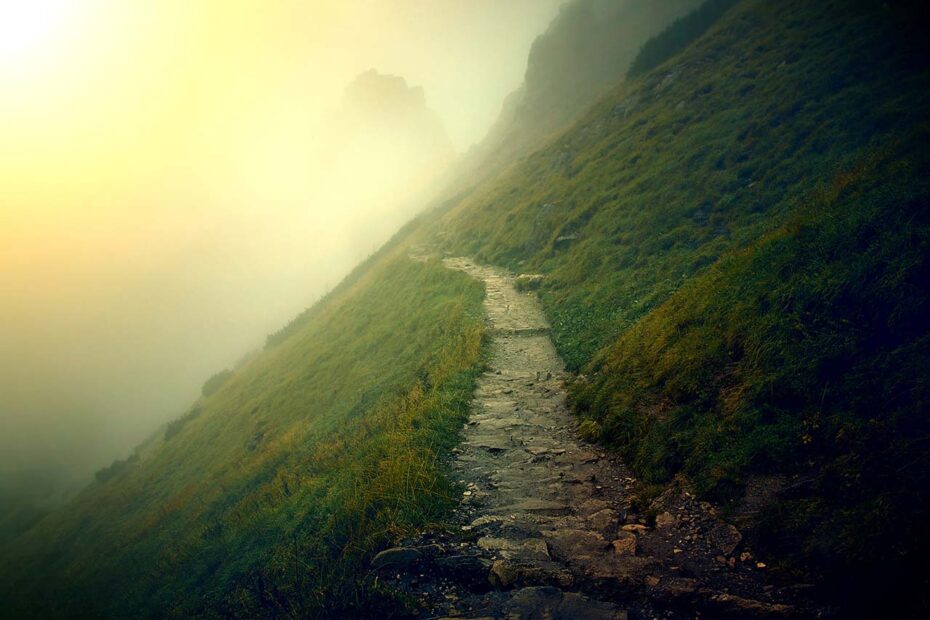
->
[{"left": 0, "top": 0, "right": 565, "bottom": 473}]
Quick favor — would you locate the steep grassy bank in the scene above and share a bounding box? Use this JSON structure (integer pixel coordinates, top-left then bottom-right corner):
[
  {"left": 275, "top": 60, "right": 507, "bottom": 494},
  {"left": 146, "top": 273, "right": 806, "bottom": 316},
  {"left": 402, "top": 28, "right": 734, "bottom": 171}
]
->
[
  {"left": 430, "top": 0, "right": 930, "bottom": 613},
  {"left": 573, "top": 137, "right": 930, "bottom": 610},
  {"left": 0, "top": 252, "right": 486, "bottom": 618}
]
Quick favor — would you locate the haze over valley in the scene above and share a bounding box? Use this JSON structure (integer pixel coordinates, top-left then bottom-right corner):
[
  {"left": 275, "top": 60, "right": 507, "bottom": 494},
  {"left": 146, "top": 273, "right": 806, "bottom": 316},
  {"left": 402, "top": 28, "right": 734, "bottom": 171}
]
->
[{"left": 0, "top": 0, "right": 563, "bottom": 489}]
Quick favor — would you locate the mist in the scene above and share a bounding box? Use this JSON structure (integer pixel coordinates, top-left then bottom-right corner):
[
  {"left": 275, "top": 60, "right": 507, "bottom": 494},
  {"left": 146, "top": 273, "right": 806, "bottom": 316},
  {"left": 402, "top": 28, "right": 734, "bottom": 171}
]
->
[{"left": 0, "top": 0, "right": 565, "bottom": 495}]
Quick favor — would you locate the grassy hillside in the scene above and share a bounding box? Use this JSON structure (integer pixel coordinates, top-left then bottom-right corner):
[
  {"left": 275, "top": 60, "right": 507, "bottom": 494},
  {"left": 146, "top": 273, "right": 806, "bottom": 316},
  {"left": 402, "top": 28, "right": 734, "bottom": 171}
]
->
[
  {"left": 0, "top": 250, "right": 486, "bottom": 618},
  {"left": 431, "top": 0, "right": 930, "bottom": 613}
]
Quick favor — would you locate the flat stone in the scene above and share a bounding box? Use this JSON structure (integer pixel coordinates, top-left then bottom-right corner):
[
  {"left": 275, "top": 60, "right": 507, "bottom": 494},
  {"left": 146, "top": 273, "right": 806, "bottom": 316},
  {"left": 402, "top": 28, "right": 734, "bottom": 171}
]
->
[
  {"left": 371, "top": 547, "right": 421, "bottom": 570},
  {"left": 477, "top": 537, "right": 550, "bottom": 561},
  {"left": 471, "top": 515, "right": 505, "bottom": 527},
  {"left": 489, "top": 559, "right": 573, "bottom": 589},
  {"left": 491, "top": 499, "right": 572, "bottom": 516},
  {"left": 577, "top": 498, "right": 611, "bottom": 516},
  {"left": 587, "top": 508, "right": 620, "bottom": 534},
  {"left": 544, "top": 528, "right": 610, "bottom": 563},
  {"left": 576, "top": 450, "right": 600, "bottom": 463}
]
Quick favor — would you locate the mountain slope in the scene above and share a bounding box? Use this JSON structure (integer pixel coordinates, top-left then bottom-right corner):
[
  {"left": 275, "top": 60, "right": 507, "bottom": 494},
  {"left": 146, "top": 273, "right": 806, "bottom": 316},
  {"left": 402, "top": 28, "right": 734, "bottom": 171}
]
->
[
  {"left": 428, "top": 0, "right": 930, "bottom": 613},
  {"left": 450, "top": 0, "right": 702, "bottom": 193},
  {"left": 0, "top": 248, "right": 485, "bottom": 618}
]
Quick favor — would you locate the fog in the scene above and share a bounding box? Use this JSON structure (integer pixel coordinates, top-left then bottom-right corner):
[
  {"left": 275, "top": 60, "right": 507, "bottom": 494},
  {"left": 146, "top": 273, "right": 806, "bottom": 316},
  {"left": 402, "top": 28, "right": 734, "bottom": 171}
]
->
[{"left": 0, "top": 0, "right": 565, "bottom": 491}]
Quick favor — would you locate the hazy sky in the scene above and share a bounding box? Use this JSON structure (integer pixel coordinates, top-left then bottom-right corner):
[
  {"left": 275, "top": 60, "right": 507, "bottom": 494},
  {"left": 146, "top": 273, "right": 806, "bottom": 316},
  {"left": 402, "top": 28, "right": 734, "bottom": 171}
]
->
[{"left": 0, "top": 0, "right": 565, "bottom": 481}]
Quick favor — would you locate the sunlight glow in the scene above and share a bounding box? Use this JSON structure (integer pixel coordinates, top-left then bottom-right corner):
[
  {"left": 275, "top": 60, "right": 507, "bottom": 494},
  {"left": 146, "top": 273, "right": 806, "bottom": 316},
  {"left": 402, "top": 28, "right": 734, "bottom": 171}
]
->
[{"left": 0, "top": 0, "right": 72, "bottom": 64}]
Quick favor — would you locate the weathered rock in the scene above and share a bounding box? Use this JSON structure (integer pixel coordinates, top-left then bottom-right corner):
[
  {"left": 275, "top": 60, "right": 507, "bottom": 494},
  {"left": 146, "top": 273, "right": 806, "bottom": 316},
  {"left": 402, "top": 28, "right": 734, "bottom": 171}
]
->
[
  {"left": 707, "top": 523, "right": 743, "bottom": 555},
  {"left": 655, "top": 511, "right": 677, "bottom": 529},
  {"left": 610, "top": 532, "right": 637, "bottom": 557},
  {"left": 477, "top": 537, "right": 550, "bottom": 561},
  {"left": 435, "top": 555, "right": 493, "bottom": 588},
  {"left": 587, "top": 508, "right": 620, "bottom": 535},
  {"left": 371, "top": 547, "right": 421, "bottom": 570},
  {"left": 491, "top": 499, "right": 571, "bottom": 516},
  {"left": 414, "top": 544, "right": 444, "bottom": 559},
  {"left": 489, "top": 559, "right": 574, "bottom": 589},
  {"left": 544, "top": 528, "right": 610, "bottom": 563},
  {"left": 576, "top": 498, "right": 611, "bottom": 516},
  {"left": 655, "top": 577, "right": 701, "bottom": 602}
]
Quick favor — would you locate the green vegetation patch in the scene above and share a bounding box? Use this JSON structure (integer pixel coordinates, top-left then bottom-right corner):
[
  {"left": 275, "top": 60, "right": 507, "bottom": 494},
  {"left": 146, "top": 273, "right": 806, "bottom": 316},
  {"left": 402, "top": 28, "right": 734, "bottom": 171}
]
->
[
  {"left": 1, "top": 253, "right": 486, "bottom": 619},
  {"left": 571, "top": 138, "right": 930, "bottom": 610},
  {"left": 430, "top": 0, "right": 930, "bottom": 612}
]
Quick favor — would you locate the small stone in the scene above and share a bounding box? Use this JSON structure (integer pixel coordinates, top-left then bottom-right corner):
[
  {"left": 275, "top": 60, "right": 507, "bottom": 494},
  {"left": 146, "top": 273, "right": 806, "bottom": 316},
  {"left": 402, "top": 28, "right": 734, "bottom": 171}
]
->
[
  {"left": 655, "top": 512, "right": 677, "bottom": 529},
  {"left": 621, "top": 524, "right": 649, "bottom": 533},
  {"left": 644, "top": 575, "right": 661, "bottom": 587},
  {"left": 611, "top": 535, "right": 637, "bottom": 556},
  {"left": 756, "top": 561, "right": 767, "bottom": 569}
]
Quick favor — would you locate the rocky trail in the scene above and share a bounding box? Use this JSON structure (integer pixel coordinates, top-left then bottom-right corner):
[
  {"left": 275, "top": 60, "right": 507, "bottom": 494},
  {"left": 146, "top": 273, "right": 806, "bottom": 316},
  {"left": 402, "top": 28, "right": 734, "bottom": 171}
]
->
[{"left": 376, "top": 257, "right": 819, "bottom": 619}]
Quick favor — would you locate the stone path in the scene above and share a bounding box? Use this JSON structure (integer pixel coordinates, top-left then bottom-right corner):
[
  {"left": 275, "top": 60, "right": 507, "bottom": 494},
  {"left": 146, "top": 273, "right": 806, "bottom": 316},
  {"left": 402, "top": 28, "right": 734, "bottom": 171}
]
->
[{"left": 376, "top": 257, "right": 816, "bottom": 619}]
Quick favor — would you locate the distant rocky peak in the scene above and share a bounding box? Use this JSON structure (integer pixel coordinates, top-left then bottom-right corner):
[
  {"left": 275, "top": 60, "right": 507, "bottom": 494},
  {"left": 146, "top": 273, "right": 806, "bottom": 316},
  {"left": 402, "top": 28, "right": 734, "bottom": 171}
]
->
[{"left": 341, "top": 69, "right": 430, "bottom": 119}]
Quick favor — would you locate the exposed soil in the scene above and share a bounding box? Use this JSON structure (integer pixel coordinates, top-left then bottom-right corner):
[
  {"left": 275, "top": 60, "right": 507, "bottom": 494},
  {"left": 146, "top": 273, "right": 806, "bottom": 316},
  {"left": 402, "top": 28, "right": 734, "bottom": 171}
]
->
[{"left": 376, "top": 257, "right": 821, "bottom": 619}]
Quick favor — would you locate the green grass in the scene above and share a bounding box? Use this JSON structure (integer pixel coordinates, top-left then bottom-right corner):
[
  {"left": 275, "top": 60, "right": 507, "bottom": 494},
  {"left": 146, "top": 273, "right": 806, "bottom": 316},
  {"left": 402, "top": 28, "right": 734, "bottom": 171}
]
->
[
  {"left": 439, "top": 0, "right": 930, "bottom": 372},
  {"left": 426, "top": 0, "right": 930, "bottom": 613},
  {"left": 571, "top": 139, "right": 930, "bottom": 608},
  {"left": 0, "top": 251, "right": 486, "bottom": 618}
]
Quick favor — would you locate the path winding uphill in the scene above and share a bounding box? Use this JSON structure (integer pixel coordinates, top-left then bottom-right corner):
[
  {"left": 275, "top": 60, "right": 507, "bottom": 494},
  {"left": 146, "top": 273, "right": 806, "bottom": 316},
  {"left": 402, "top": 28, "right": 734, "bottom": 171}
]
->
[{"left": 378, "top": 257, "right": 815, "bottom": 619}]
